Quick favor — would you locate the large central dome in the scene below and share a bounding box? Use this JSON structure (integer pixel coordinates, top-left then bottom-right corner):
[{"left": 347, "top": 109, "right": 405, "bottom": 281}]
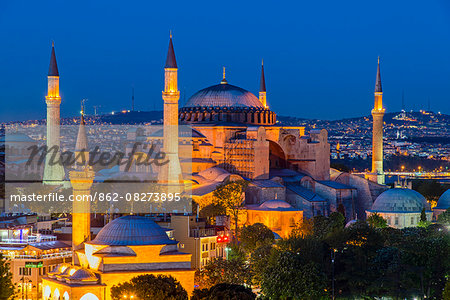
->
[
  {"left": 184, "top": 83, "right": 264, "bottom": 108},
  {"left": 90, "top": 215, "right": 176, "bottom": 246}
]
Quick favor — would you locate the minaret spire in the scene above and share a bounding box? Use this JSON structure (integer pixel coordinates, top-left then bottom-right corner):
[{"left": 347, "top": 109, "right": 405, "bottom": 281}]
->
[
  {"left": 48, "top": 41, "right": 59, "bottom": 76},
  {"left": 75, "top": 100, "right": 88, "bottom": 167},
  {"left": 259, "top": 60, "right": 267, "bottom": 107},
  {"left": 260, "top": 59, "right": 266, "bottom": 92},
  {"left": 43, "top": 41, "right": 64, "bottom": 184},
  {"left": 368, "top": 56, "right": 385, "bottom": 185},
  {"left": 165, "top": 32, "right": 177, "bottom": 68},
  {"left": 375, "top": 56, "right": 382, "bottom": 93},
  {"left": 160, "top": 33, "right": 183, "bottom": 193}
]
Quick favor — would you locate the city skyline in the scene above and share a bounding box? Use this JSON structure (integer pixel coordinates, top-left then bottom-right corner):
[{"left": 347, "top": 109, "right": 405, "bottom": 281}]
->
[{"left": 1, "top": 0, "right": 450, "bottom": 122}]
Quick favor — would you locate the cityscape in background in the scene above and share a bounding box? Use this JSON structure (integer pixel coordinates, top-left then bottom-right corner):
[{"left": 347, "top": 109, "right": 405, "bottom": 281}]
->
[{"left": 1, "top": 2, "right": 450, "bottom": 300}]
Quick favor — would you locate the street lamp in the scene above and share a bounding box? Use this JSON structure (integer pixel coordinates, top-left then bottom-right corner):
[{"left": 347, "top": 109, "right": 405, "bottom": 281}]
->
[{"left": 331, "top": 248, "right": 338, "bottom": 300}]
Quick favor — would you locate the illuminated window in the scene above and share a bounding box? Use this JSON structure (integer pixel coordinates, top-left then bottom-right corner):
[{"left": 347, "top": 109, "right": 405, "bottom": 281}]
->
[
  {"left": 43, "top": 286, "right": 51, "bottom": 300},
  {"left": 53, "top": 288, "right": 60, "bottom": 300}
]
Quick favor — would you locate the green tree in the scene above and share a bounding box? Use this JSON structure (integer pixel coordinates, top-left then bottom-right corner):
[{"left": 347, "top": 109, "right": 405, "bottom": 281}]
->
[
  {"left": 383, "top": 227, "right": 450, "bottom": 299},
  {"left": 239, "top": 223, "right": 274, "bottom": 254},
  {"left": 110, "top": 274, "right": 187, "bottom": 300},
  {"left": 333, "top": 221, "right": 385, "bottom": 298},
  {"left": 290, "top": 218, "right": 314, "bottom": 238},
  {"left": 192, "top": 283, "right": 256, "bottom": 300},
  {"left": 213, "top": 180, "right": 249, "bottom": 238},
  {"left": 195, "top": 257, "right": 250, "bottom": 289},
  {"left": 0, "top": 254, "right": 14, "bottom": 300},
  {"left": 261, "top": 251, "right": 328, "bottom": 299},
  {"left": 437, "top": 208, "right": 450, "bottom": 225},
  {"left": 312, "top": 212, "right": 345, "bottom": 239},
  {"left": 249, "top": 244, "right": 273, "bottom": 286},
  {"left": 420, "top": 207, "right": 427, "bottom": 222},
  {"left": 367, "top": 213, "right": 387, "bottom": 228},
  {"left": 442, "top": 280, "right": 450, "bottom": 300},
  {"left": 199, "top": 203, "right": 226, "bottom": 221}
]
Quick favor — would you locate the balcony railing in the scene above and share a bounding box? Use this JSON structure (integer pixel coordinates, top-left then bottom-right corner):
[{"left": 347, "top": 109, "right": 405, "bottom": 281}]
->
[
  {"left": 189, "top": 228, "right": 217, "bottom": 238},
  {"left": 0, "top": 235, "right": 57, "bottom": 244},
  {"left": 6, "top": 251, "right": 72, "bottom": 260}
]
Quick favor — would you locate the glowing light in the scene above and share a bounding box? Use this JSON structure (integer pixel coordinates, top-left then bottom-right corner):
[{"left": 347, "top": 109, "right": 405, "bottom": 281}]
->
[{"left": 69, "top": 268, "right": 76, "bottom": 276}]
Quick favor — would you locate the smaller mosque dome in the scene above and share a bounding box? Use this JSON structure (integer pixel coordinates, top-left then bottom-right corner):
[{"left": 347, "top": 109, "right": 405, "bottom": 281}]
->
[
  {"left": 435, "top": 189, "right": 450, "bottom": 210},
  {"left": 259, "top": 200, "right": 292, "bottom": 210},
  {"left": 65, "top": 268, "right": 98, "bottom": 283},
  {"left": 370, "top": 188, "right": 430, "bottom": 213},
  {"left": 91, "top": 215, "right": 176, "bottom": 246}
]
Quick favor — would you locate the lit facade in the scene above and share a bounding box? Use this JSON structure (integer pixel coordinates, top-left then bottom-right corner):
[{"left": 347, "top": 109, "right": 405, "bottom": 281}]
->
[
  {"left": 0, "top": 225, "right": 71, "bottom": 300},
  {"left": 169, "top": 215, "right": 230, "bottom": 269}
]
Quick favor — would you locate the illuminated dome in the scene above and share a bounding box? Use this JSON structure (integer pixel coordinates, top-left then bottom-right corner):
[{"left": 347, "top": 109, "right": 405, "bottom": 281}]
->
[
  {"left": 369, "top": 188, "right": 430, "bottom": 213},
  {"left": 435, "top": 189, "right": 450, "bottom": 210},
  {"left": 180, "top": 81, "right": 276, "bottom": 125},
  {"left": 185, "top": 83, "right": 263, "bottom": 108},
  {"left": 90, "top": 215, "right": 176, "bottom": 246},
  {"left": 259, "top": 200, "right": 292, "bottom": 210}
]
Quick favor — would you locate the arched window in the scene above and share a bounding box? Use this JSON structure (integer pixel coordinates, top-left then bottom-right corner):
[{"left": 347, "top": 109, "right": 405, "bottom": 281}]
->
[
  {"left": 63, "top": 291, "right": 70, "bottom": 300},
  {"left": 43, "top": 285, "right": 51, "bottom": 300},
  {"left": 80, "top": 293, "right": 100, "bottom": 300},
  {"left": 53, "top": 288, "right": 60, "bottom": 300}
]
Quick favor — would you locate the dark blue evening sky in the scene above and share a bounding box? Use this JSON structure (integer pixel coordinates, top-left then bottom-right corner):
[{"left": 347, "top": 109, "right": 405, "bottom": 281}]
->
[{"left": 1, "top": 0, "right": 450, "bottom": 122}]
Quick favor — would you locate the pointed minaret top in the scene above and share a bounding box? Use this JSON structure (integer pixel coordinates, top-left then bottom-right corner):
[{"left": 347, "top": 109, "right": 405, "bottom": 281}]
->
[
  {"left": 375, "top": 56, "right": 382, "bottom": 93},
  {"left": 165, "top": 33, "right": 177, "bottom": 68},
  {"left": 76, "top": 100, "right": 88, "bottom": 152},
  {"left": 260, "top": 59, "right": 266, "bottom": 92},
  {"left": 48, "top": 42, "right": 59, "bottom": 76}
]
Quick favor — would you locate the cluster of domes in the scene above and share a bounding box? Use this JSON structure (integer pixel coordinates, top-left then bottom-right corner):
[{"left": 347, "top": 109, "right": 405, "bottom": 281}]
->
[
  {"left": 369, "top": 188, "right": 431, "bottom": 213},
  {"left": 48, "top": 264, "right": 98, "bottom": 284}
]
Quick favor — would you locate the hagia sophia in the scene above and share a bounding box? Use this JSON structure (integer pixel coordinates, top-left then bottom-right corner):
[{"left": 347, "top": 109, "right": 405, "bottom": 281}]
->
[{"left": 2, "top": 35, "right": 448, "bottom": 299}]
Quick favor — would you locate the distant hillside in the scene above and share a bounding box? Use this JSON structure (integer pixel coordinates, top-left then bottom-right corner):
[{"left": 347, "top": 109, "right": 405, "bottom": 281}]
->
[
  {"left": 7, "top": 110, "right": 449, "bottom": 129},
  {"left": 89, "top": 111, "right": 163, "bottom": 124}
]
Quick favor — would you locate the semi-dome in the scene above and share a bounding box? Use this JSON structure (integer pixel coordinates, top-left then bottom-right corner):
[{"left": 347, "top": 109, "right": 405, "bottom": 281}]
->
[
  {"left": 369, "top": 188, "right": 430, "bottom": 213},
  {"left": 259, "top": 200, "right": 292, "bottom": 210},
  {"left": 435, "top": 189, "right": 450, "bottom": 210},
  {"left": 184, "top": 83, "right": 263, "bottom": 108},
  {"left": 90, "top": 215, "right": 176, "bottom": 246}
]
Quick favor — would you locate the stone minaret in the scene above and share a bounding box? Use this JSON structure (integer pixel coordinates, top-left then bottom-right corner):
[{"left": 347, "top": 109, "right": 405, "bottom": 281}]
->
[
  {"left": 70, "top": 111, "right": 93, "bottom": 262},
  {"left": 259, "top": 60, "right": 267, "bottom": 108},
  {"left": 371, "top": 57, "right": 385, "bottom": 184},
  {"left": 159, "top": 33, "right": 183, "bottom": 192},
  {"left": 75, "top": 102, "right": 89, "bottom": 167},
  {"left": 43, "top": 42, "right": 65, "bottom": 184},
  {"left": 69, "top": 168, "right": 94, "bottom": 262}
]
